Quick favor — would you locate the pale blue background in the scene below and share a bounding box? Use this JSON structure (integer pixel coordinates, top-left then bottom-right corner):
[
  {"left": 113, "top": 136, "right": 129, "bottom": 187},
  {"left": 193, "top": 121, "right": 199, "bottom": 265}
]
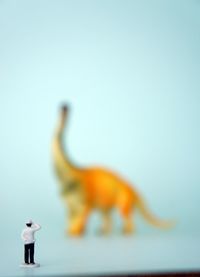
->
[{"left": 0, "top": 0, "right": 200, "bottom": 275}]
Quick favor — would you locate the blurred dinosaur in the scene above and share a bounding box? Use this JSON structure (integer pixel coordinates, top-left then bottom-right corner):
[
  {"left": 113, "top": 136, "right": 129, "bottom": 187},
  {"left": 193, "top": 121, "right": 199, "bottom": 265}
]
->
[{"left": 52, "top": 104, "right": 174, "bottom": 236}]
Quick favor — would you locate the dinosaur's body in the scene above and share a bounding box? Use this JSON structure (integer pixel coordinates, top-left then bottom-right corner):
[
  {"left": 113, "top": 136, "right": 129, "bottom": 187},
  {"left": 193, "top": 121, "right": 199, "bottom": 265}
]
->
[{"left": 52, "top": 105, "right": 173, "bottom": 236}]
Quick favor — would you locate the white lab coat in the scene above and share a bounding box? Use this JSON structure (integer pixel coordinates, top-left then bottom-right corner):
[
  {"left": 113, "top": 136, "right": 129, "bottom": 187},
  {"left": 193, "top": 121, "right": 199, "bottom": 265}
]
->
[{"left": 21, "top": 223, "right": 41, "bottom": 244}]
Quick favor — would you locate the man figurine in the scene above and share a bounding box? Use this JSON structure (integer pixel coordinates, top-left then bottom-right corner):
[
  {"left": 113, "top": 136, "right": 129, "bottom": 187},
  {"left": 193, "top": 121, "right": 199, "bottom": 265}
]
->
[{"left": 20, "top": 220, "right": 41, "bottom": 268}]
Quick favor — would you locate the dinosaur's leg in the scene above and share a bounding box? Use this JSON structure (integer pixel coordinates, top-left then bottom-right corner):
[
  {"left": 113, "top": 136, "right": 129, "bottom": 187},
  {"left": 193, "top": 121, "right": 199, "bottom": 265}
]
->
[
  {"left": 118, "top": 198, "right": 135, "bottom": 234},
  {"left": 67, "top": 203, "right": 90, "bottom": 236},
  {"left": 99, "top": 209, "right": 112, "bottom": 235},
  {"left": 122, "top": 213, "right": 135, "bottom": 234}
]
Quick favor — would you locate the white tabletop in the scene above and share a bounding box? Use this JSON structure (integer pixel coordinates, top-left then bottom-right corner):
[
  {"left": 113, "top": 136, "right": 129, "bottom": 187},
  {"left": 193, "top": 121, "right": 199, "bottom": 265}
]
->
[{"left": 1, "top": 234, "right": 200, "bottom": 277}]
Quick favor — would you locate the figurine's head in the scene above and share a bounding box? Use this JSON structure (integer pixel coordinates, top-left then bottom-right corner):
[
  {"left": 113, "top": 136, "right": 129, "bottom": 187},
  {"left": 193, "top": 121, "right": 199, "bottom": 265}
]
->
[{"left": 26, "top": 219, "right": 33, "bottom": 227}]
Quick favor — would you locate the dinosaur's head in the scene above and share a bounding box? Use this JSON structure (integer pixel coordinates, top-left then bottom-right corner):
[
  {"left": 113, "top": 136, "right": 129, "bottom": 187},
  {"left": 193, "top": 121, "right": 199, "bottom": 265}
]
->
[
  {"left": 59, "top": 103, "right": 70, "bottom": 128},
  {"left": 61, "top": 104, "right": 69, "bottom": 117}
]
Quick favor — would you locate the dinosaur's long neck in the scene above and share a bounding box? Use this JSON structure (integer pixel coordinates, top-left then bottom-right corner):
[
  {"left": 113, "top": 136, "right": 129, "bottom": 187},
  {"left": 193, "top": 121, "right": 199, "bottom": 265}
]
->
[{"left": 52, "top": 113, "right": 78, "bottom": 179}]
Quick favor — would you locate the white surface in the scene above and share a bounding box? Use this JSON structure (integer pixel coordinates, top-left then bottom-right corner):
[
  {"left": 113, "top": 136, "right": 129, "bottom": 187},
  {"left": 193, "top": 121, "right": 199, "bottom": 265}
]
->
[
  {"left": 1, "top": 235, "right": 200, "bottom": 277},
  {"left": 20, "top": 263, "right": 40, "bottom": 268}
]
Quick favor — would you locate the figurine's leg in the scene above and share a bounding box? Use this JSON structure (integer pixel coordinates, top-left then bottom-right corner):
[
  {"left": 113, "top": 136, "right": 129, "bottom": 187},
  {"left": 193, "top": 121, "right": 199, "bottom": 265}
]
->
[
  {"left": 30, "top": 243, "right": 35, "bottom": 264},
  {"left": 24, "top": 244, "right": 29, "bottom": 264},
  {"left": 99, "top": 209, "right": 112, "bottom": 234}
]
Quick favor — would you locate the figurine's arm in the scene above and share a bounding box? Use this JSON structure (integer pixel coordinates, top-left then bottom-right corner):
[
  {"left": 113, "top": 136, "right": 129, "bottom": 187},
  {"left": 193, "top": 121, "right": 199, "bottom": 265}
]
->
[{"left": 32, "top": 223, "right": 41, "bottom": 231}]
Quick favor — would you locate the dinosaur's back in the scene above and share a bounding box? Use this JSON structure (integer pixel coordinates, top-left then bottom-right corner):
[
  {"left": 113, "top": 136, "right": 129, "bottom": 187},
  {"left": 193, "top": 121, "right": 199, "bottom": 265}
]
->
[{"left": 81, "top": 167, "right": 139, "bottom": 209}]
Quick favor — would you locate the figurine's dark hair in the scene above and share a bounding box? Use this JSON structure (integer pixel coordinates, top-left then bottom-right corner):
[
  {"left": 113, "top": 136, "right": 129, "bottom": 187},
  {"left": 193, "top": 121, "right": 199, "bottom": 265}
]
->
[{"left": 26, "top": 223, "right": 32, "bottom": 227}]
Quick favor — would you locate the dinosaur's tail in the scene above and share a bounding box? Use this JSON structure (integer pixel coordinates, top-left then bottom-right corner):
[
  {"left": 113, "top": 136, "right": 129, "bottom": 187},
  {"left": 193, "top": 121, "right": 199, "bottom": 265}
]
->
[{"left": 136, "top": 196, "right": 175, "bottom": 229}]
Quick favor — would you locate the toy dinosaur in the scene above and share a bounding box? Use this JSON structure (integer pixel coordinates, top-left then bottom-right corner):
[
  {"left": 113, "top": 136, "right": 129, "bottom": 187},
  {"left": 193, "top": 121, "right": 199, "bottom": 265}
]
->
[{"left": 52, "top": 104, "right": 174, "bottom": 236}]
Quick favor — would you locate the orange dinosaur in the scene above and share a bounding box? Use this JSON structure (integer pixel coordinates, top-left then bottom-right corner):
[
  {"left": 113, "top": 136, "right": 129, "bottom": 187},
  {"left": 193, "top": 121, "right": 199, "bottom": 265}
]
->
[{"left": 52, "top": 104, "right": 174, "bottom": 236}]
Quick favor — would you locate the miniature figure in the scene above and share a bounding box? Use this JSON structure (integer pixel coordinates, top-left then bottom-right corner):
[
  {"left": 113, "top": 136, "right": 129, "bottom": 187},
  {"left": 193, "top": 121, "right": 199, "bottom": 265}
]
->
[
  {"left": 52, "top": 104, "right": 174, "bottom": 236},
  {"left": 20, "top": 220, "right": 41, "bottom": 268}
]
